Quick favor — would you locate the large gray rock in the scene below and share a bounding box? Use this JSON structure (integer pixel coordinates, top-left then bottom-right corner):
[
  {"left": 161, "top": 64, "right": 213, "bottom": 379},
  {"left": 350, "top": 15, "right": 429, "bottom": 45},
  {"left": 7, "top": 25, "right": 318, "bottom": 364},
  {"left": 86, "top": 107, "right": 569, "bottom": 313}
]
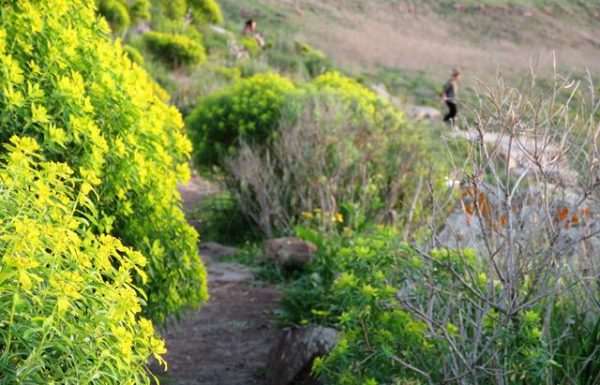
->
[
  {"left": 263, "top": 237, "right": 317, "bottom": 266},
  {"left": 266, "top": 326, "right": 339, "bottom": 385},
  {"left": 437, "top": 182, "right": 600, "bottom": 262}
]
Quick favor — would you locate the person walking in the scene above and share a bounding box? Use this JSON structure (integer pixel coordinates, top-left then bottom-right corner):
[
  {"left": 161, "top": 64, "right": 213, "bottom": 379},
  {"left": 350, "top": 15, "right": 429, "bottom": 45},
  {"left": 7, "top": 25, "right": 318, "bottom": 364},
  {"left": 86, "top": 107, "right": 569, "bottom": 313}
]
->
[{"left": 441, "top": 68, "right": 461, "bottom": 125}]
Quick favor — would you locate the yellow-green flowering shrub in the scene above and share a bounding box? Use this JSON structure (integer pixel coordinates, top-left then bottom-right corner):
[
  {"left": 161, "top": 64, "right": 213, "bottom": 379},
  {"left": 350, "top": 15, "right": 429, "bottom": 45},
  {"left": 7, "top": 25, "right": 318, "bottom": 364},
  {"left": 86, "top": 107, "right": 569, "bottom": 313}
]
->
[
  {"left": 219, "top": 73, "right": 437, "bottom": 236},
  {"left": 186, "top": 72, "right": 296, "bottom": 167},
  {"left": 316, "top": 240, "right": 563, "bottom": 384},
  {"left": 280, "top": 226, "right": 600, "bottom": 385},
  {"left": 98, "top": 0, "right": 131, "bottom": 34},
  {"left": 143, "top": 31, "right": 207, "bottom": 68},
  {"left": 130, "top": 0, "right": 152, "bottom": 23},
  {"left": 152, "top": 0, "right": 188, "bottom": 21},
  {"left": 240, "top": 36, "right": 261, "bottom": 57},
  {"left": 308, "top": 71, "right": 404, "bottom": 125},
  {"left": 0, "top": 137, "right": 165, "bottom": 384},
  {"left": 189, "top": 0, "right": 224, "bottom": 24},
  {"left": 124, "top": 44, "right": 146, "bottom": 66},
  {"left": 0, "top": 0, "right": 207, "bottom": 324}
]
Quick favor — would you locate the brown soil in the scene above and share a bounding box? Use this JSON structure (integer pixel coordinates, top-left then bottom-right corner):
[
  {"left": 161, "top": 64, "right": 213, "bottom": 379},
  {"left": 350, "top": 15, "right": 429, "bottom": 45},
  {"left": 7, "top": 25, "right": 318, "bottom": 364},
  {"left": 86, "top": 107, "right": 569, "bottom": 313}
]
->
[
  {"left": 151, "top": 274, "right": 280, "bottom": 385},
  {"left": 151, "top": 176, "right": 282, "bottom": 385},
  {"left": 227, "top": 0, "right": 600, "bottom": 83}
]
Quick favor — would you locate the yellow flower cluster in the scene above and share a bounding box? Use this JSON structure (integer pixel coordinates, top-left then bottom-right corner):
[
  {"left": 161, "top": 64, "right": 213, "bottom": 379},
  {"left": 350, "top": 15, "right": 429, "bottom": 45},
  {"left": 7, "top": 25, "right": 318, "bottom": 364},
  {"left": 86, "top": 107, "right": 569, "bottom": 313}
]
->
[
  {"left": 0, "top": 138, "right": 165, "bottom": 383},
  {"left": 0, "top": 0, "right": 207, "bottom": 325}
]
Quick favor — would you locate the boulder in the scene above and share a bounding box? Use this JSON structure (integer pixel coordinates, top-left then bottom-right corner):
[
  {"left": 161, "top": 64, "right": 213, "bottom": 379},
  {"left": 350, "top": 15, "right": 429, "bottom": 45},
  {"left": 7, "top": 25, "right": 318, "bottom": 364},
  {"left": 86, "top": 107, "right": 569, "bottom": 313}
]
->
[
  {"left": 266, "top": 326, "right": 339, "bottom": 385},
  {"left": 263, "top": 237, "right": 317, "bottom": 266}
]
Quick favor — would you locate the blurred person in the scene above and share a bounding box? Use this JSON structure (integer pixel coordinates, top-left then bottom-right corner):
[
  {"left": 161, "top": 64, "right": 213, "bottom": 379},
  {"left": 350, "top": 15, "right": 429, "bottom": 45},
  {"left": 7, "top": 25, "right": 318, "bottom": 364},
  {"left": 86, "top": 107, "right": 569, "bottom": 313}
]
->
[
  {"left": 242, "top": 19, "right": 265, "bottom": 49},
  {"left": 441, "top": 68, "right": 461, "bottom": 124}
]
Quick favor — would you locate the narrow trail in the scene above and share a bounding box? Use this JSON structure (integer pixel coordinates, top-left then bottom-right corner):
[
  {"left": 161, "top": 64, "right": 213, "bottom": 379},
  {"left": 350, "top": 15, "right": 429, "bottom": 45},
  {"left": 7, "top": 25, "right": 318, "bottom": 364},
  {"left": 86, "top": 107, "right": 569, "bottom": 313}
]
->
[{"left": 151, "top": 176, "right": 281, "bottom": 385}]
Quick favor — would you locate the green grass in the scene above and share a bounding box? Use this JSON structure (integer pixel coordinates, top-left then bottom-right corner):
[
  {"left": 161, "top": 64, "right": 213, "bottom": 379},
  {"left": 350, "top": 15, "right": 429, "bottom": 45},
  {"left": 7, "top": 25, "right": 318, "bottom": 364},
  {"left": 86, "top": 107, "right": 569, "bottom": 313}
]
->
[{"left": 359, "top": 66, "right": 442, "bottom": 107}]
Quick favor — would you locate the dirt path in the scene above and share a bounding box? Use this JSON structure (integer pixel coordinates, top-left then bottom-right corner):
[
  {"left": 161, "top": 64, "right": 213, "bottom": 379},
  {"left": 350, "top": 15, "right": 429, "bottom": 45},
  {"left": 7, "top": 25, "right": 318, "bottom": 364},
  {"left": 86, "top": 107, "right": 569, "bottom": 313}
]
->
[{"left": 151, "top": 176, "right": 281, "bottom": 385}]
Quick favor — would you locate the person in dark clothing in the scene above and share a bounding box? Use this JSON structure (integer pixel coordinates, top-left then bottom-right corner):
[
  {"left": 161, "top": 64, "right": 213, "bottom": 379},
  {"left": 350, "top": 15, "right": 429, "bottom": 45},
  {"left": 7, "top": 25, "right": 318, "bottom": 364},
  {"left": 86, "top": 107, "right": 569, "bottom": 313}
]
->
[{"left": 442, "top": 68, "right": 461, "bottom": 124}]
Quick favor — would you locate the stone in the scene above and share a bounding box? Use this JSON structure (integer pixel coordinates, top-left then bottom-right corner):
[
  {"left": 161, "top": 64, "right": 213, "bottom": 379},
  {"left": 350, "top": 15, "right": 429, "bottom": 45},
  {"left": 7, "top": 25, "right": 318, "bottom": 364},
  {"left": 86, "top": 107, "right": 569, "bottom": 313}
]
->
[
  {"left": 263, "top": 237, "right": 317, "bottom": 266},
  {"left": 266, "top": 326, "right": 339, "bottom": 385}
]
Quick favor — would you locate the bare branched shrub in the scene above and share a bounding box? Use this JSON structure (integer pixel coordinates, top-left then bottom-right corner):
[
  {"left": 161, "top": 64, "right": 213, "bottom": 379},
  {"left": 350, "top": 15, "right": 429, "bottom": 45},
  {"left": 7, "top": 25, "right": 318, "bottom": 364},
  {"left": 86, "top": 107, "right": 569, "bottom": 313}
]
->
[
  {"left": 399, "top": 69, "right": 600, "bottom": 384},
  {"left": 223, "top": 94, "right": 429, "bottom": 237}
]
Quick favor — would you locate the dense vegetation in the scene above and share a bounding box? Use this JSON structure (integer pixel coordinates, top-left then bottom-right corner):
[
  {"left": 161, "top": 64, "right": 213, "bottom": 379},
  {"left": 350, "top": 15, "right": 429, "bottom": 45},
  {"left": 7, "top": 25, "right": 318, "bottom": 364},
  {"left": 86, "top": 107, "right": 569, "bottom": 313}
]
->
[
  {"left": 144, "top": 31, "right": 207, "bottom": 68},
  {"left": 186, "top": 72, "right": 296, "bottom": 167},
  {"left": 0, "top": 137, "right": 165, "bottom": 384},
  {"left": 2, "top": 0, "right": 599, "bottom": 383},
  {"left": 0, "top": 0, "right": 208, "bottom": 325},
  {"left": 277, "top": 77, "right": 600, "bottom": 384}
]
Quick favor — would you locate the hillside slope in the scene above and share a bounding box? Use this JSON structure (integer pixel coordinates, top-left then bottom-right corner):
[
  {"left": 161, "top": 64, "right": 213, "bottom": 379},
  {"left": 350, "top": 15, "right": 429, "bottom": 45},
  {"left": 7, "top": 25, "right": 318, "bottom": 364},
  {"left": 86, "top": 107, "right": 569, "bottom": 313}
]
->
[{"left": 221, "top": 0, "right": 600, "bottom": 84}]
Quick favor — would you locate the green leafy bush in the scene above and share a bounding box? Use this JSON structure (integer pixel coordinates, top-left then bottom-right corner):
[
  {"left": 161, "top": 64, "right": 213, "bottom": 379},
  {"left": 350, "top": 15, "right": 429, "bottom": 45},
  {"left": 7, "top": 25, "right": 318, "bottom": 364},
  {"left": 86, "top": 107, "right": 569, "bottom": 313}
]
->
[
  {"left": 0, "top": 137, "right": 165, "bottom": 384},
  {"left": 223, "top": 96, "right": 403, "bottom": 236},
  {"left": 143, "top": 31, "right": 207, "bottom": 68},
  {"left": 221, "top": 72, "right": 439, "bottom": 236},
  {"left": 152, "top": 0, "right": 188, "bottom": 20},
  {"left": 0, "top": 0, "right": 207, "bottom": 324},
  {"left": 296, "top": 42, "right": 333, "bottom": 78},
  {"left": 189, "top": 0, "right": 224, "bottom": 24},
  {"left": 280, "top": 227, "right": 600, "bottom": 385},
  {"left": 189, "top": 192, "right": 262, "bottom": 246},
  {"left": 124, "top": 44, "right": 146, "bottom": 66},
  {"left": 130, "top": 0, "right": 152, "bottom": 23},
  {"left": 186, "top": 72, "right": 296, "bottom": 167},
  {"left": 308, "top": 71, "right": 402, "bottom": 124},
  {"left": 98, "top": 0, "right": 131, "bottom": 34},
  {"left": 239, "top": 36, "right": 261, "bottom": 57}
]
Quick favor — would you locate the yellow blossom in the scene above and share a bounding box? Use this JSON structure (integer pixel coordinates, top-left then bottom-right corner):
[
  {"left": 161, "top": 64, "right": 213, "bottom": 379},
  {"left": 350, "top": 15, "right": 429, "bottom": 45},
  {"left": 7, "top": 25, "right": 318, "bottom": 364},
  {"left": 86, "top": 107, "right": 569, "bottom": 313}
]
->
[{"left": 31, "top": 104, "right": 50, "bottom": 124}]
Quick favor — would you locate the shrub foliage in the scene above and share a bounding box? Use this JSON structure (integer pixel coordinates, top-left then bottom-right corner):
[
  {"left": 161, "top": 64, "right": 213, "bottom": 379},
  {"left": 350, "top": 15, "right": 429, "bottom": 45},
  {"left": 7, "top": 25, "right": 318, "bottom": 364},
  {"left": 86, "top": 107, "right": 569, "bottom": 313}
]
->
[
  {"left": 186, "top": 72, "right": 296, "bottom": 167},
  {"left": 189, "top": 0, "right": 224, "bottom": 25},
  {"left": 210, "top": 72, "right": 436, "bottom": 236},
  {"left": 123, "top": 44, "right": 146, "bottom": 66},
  {"left": 0, "top": 0, "right": 207, "bottom": 324},
  {"left": 0, "top": 137, "right": 165, "bottom": 384},
  {"left": 224, "top": 93, "right": 420, "bottom": 236},
  {"left": 282, "top": 74, "right": 600, "bottom": 385},
  {"left": 97, "top": 0, "right": 131, "bottom": 34},
  {"left": 130, "top": 0, "right": 152, "bottom": 23},
  {"left": 143, "top": 31, "right": 207, "bottom": 68}
]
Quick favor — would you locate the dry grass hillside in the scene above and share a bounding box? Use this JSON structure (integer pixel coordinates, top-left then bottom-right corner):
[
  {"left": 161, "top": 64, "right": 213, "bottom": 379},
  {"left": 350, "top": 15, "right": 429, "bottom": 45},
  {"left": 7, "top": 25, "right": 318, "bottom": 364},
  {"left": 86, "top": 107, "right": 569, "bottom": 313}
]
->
[{"left": 221, "top": 0, "right": 600, "bottom": 85}]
